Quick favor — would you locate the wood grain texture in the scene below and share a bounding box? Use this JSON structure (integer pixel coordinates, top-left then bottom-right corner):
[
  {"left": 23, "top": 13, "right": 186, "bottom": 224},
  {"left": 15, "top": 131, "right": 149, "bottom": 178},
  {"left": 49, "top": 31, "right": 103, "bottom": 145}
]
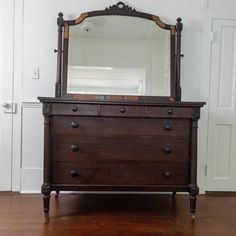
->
[
  {"left": 52, "top": 136, "right": 190, "bottom": 162},
  {"left": 0, "top": 193, "right": 236, "bottom": 236},
  {"left": 52, "top": 162, "right": 189, "bottom": 185},
  {"left": 52, "top": 116, "right": 190, "bottom": 137}
]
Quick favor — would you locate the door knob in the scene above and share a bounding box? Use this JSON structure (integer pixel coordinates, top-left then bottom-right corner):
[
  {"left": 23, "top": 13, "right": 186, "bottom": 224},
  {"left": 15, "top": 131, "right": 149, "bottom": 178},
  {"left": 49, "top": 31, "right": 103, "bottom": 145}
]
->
[
  {"left": 2, "top": 102, "right": 11, "bottom": 109},
  {"left": 1, "top": 102, "right": 17, "bottom": 114}
]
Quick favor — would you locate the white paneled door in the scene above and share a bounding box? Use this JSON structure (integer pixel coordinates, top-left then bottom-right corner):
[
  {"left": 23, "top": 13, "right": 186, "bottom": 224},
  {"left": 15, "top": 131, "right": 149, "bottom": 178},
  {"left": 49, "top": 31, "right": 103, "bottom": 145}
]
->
[
  {"left": 0, "top": 0, "right": 14, "bottom": 190},
  {"left": 207, "top": 19, "right": 236, "bottom": 191}
]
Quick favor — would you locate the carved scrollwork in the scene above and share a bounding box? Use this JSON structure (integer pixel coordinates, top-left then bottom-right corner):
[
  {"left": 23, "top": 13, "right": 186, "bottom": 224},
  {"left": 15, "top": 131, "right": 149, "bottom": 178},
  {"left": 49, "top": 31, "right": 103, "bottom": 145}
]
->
[
  {"left": 189, "top": 185, "right": 199, "bottom": 198},
  {"left": 105, "top": 2, "right": 136, "bottom": 13},
  {"left": 41, "top": 184, "right": 51, "bottom": 196},
  {"left": 43, "top": 103, "right": 51, "bottom": 116}
]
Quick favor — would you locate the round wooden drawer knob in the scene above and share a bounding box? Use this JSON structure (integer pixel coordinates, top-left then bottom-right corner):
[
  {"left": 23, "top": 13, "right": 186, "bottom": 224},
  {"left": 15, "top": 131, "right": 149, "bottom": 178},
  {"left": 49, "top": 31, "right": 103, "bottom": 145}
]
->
[
  {"left": 164, "top": 123, "right": 172, "bottom": 131},
  {"left": 70, "top": 170, "right": 79, "bottom": 177},
  {"left": 167, "top": 109, "right": 174, "bottom": 115},
  {"left": 163, "top": 171, "right": 171, "bottom": 178},
  {"left": 120, "top": 108, "right": 126, "bottom": 113},
  {"left": 164, "top": 146, "right": 172, "bottom": 154},
  {"left": 70, "top": 144, "right": 79, "bottom": 152},
  {"left": 72, "top": 106, "right": 78, "bottom": 112},
  {"left": 71, "top": 121, "right": 79, "bottom": 128}
]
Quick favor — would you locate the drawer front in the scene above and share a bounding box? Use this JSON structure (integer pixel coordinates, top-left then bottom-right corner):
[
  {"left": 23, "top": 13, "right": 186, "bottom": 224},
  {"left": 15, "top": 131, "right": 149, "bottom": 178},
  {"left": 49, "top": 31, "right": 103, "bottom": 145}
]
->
[
  {"left": 52, "top": 136, "right": 189, "bottom": 163},
  {"left": 52, "top": 116, "right": 190, "bottom": 138},
  {"left": 99, "top": 105, "right": 146, "bottom": 117},
  {"left": 52, "top": 162, "right": 189, "bottom": 186},
  {"left": 146, "top": 106, "right": 193, "bottom": 118},
  {"left": 51, "top": 103, "right": 99, "bottom": 116}
]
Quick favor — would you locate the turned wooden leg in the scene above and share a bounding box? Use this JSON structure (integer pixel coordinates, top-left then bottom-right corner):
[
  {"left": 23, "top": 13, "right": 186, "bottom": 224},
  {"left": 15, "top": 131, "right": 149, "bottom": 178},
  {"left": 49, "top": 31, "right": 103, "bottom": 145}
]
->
[
  {"left": 190, "top": 196, "right": 197, "bottom": 220},
  {"left": 43, "top": 195, "right": 50, "bottom": 222},
  {"left": 55, "top": 190, "right": 59, "bottom": 199},
  {"left": 189, "top": 185, "right": 199, "bottom": 220},
  {"left": 42, "top": 184, "right": 51, "bottom": 223}
]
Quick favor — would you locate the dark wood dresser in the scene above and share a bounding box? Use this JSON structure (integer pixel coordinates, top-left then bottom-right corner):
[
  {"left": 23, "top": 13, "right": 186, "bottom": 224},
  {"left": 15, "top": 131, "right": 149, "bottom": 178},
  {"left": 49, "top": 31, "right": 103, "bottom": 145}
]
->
[
  {"left": 39, "top": 97, "right": 204, "bottom": 220},
  {"left": 39, "top": 1, "right": 205, "bottom": 221}
]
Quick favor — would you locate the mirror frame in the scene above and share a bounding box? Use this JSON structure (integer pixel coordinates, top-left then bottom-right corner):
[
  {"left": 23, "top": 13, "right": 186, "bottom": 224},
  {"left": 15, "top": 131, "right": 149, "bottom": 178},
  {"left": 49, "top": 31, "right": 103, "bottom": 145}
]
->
[{"left": 55, "top": 1, "right": 183, "bottom": 102}]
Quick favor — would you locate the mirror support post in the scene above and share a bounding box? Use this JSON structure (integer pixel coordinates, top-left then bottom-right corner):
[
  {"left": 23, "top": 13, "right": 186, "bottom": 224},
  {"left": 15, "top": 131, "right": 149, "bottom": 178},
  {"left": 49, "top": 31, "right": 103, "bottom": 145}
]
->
[
  {"left": 176, "top": 17, "right": 183, "bottom": 101},
  {"left": 55, "top": 12, "right": 64, "bottom": 97}
]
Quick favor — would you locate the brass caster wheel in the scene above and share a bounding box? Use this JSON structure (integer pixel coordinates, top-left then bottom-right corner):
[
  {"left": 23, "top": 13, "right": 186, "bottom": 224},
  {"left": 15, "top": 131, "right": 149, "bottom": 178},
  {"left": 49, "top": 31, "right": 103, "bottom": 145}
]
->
[{"left": 191, "top": 214, "right": 196, "bottom": 221}]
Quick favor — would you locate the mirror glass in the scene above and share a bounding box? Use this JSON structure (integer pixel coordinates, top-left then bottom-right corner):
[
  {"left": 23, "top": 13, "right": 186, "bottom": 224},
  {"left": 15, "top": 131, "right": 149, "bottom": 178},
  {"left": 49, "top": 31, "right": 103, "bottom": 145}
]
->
[{"left": 67, "top": 15, "right": 170, "bottom": 96}]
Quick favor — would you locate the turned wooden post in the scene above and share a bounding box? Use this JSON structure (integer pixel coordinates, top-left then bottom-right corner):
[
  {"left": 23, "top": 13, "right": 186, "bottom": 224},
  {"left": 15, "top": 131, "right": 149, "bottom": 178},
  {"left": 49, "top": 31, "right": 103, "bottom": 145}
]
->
[
  {"left": 41, "top": 103, "right": 52, "bottom": 222},
  {"left": 55, "top": 12, "right": 64, "bottom": 97}
]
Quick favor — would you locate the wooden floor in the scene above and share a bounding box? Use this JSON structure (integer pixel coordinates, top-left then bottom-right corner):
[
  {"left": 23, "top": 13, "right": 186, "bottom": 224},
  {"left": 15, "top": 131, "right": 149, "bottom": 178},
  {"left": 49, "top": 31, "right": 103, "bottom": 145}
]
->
[{"left": 0, "top": 192, "right": 236, "bottom": 236}]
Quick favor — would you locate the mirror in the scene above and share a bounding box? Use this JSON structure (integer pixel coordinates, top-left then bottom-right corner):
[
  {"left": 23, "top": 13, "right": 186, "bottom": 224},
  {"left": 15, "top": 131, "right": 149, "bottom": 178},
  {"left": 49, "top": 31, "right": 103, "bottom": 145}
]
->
[
  {"left": 57, "top": 2, "right": 182, "bottom": 101},
  {"left": 67, "top": 16, "right": 171, "bottom": 96}
]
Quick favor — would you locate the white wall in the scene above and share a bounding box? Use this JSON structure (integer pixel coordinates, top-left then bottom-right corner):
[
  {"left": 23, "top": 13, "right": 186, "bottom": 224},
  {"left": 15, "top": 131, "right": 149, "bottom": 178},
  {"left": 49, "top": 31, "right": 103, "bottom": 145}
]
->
[{"left": 11, "top": 0, "right": 234, "bottom": 192}]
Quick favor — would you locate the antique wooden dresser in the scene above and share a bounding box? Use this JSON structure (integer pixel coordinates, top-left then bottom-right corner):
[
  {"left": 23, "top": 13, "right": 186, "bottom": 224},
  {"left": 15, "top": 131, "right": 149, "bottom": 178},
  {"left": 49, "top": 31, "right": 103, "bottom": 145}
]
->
[{"left": 39, "top": 2, "right": 205, "bottom": 221}]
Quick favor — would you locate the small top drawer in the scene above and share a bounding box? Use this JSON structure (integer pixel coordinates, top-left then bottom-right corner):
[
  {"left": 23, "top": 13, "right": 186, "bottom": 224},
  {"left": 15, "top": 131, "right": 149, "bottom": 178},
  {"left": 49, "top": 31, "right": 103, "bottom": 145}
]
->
[
  {"left": 51, "top": 103, "right": 99, "bottom": 116},
  {"left": 146, "top": 106, "right": 193, "bottom": 118},
  {"left": 99, "top": 105, "right": 146, "bottom": 117}
]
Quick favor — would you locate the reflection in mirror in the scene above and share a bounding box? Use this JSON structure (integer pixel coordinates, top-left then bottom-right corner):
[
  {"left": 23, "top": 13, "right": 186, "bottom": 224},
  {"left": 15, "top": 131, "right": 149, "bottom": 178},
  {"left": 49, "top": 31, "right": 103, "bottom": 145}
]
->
[{"left": 67, "top": 15, "right": 170, "bottom": 96}]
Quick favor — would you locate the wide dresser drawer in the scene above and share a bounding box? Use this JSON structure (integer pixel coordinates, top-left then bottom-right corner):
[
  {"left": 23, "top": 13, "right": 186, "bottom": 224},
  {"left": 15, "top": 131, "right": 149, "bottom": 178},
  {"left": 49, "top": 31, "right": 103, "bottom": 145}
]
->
[
  {"left": 52, "top": 116, "right": 190, "bottom": 137},
  {"left": 52, "top": 136, "right": 189, "bottom": 163},
  {"left": 52, "top": 162, "right": 189, "bottom": 186}
]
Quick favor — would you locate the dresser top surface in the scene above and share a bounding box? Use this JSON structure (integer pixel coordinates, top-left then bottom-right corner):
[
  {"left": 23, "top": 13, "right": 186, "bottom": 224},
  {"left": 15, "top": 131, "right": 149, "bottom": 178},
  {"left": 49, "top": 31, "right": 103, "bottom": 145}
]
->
[{"left": 38, "top": 97, "right": 205, "bottom": 108}]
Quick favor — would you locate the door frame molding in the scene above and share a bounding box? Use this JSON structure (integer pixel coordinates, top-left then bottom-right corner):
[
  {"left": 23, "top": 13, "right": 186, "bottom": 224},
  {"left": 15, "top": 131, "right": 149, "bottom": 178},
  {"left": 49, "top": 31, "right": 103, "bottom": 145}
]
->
[
  {"left": 11, "top": 0, "right": 24, "bottom": 191},
  {"left": 0, "top": 0, "right": 16, "bottom": 190}
]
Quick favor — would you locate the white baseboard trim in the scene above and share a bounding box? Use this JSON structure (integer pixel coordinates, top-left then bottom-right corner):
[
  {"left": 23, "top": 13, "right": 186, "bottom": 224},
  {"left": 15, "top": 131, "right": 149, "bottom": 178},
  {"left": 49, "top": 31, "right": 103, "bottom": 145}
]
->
[{"left": 20, "top": 190, "right": 41, "bottom": 194}]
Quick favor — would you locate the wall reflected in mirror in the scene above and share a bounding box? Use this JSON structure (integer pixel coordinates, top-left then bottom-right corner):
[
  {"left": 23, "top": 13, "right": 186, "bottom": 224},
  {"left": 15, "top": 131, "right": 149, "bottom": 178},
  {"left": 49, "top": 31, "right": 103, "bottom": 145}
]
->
[{"left": 67, "top": 15, "right": 170, "bottom": 96}]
